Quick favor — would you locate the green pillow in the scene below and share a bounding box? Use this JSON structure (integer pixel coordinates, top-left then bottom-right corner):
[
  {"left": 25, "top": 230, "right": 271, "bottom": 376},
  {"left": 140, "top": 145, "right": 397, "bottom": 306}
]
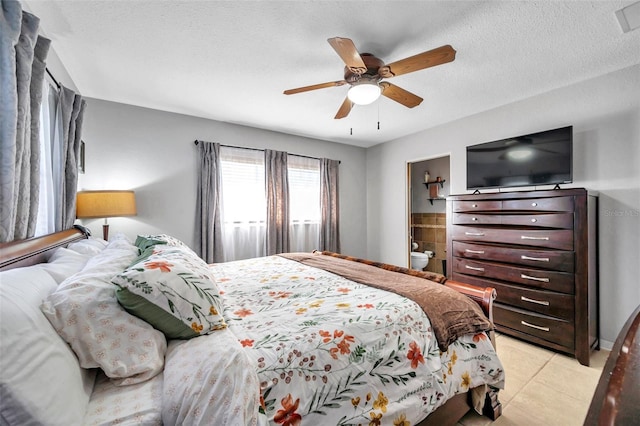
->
[
  {"left": 134, "top": 235, "right": 167, "bottom": 252},
  {"left": 112, "top": 246, "right": 226, "bottom": 339}
]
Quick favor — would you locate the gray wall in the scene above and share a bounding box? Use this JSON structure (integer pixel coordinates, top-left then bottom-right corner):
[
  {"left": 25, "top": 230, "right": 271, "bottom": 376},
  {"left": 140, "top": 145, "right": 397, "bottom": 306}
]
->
[
  {"left": 411, "top": 156, "right": 450, "bottom": 214},
  {"left": 366, "top": 64, "right": 640, "bottom": 348},
  {"left": 77, "top": 99, "right": 368, "bottom": 258}
]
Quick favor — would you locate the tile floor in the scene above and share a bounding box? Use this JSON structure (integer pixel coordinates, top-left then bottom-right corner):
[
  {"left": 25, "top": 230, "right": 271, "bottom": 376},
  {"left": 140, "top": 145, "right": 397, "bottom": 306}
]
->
[{"left": 458, "top": 334, "right": 610, "bottom": 426}]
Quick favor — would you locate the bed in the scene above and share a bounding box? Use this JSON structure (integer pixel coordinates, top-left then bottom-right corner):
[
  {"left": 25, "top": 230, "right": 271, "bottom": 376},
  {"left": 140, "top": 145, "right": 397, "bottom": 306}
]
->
[
  {"left": 0, "top": 227, "right": 504, "bottom": 425},
  {"left": 584, "top": 303, "right": 640, "bottom": 425}
]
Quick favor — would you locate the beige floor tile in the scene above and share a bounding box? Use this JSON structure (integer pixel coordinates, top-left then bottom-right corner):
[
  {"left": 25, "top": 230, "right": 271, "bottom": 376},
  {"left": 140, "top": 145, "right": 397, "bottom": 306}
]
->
[
  {"left": 505, "top": 380, "right": 590, "bottom": 426},
  {"left": 532, "top": 352, "right": 609, "bottom": 403},
  {"left": 495, "top": 335, "right": 554, "bottom": 384},
  {"left": 492, "top": 402, "right": 545, "bottom": 426},
  {"left": 587, "top": 349, "right": 610, "bottom": 370},
  {"left": 496, "top": 373, "right": 525, "bottom": 406},
  {"left": 530, "top": 359, "right": 600, "bottom": 403},
  {"left": 548, "top": 349, "right": 610, "bottom": 373}
]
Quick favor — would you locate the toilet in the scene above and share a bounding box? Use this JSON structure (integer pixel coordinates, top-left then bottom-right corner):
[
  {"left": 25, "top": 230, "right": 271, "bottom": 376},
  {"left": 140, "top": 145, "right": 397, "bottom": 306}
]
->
[{"left": 411, "top": 251, "right": 434, "bottom": 271}]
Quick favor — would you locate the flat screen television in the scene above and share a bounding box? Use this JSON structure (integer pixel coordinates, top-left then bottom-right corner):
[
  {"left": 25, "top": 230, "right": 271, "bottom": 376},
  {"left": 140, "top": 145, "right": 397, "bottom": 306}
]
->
[{"left": 466, "top": 126, "right": 573, "bottom": 190}]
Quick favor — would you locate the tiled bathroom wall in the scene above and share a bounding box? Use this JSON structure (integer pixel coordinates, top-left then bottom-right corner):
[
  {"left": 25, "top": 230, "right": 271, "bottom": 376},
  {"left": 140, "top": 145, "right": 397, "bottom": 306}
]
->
[{"left": 411, "top": 212, "right": 447, "bottom": 275}]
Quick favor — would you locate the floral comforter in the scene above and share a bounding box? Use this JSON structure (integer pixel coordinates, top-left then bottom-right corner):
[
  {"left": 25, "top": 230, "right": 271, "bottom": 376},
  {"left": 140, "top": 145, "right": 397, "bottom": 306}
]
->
[{"left": 209, "top": 255, "right": 505, "bottom": 426}]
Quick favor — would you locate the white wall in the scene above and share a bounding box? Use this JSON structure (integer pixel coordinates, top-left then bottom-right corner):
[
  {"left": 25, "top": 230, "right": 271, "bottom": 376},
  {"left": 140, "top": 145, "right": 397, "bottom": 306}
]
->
[
  {"left": 77, "top": 99, "right": 368, "bottom": 258},
  {"left": 366, "top": 64, "right": 640, "bottom": 347}
]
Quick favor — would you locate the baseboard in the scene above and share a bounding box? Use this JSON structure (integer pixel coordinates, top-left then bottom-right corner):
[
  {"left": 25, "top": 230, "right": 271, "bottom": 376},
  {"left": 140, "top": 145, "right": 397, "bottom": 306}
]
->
[{"left": 598, "top": 339, "right": 613, "bottom": 351}]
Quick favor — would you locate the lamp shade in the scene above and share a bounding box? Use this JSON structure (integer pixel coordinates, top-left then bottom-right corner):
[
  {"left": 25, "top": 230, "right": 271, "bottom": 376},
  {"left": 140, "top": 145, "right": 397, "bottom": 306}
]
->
[{"left": 76, "top": 190, "right": 137, "bottom": 219}]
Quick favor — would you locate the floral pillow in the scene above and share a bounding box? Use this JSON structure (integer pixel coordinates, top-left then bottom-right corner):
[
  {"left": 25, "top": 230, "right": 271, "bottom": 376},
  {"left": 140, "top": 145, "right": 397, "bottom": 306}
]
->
[
  {"left": 134, "top": 234, "right": 197, "bottom": 256},
  {"left": 41, "top": 237, "right": 167, "bottom": 386},
  {"left": 112, "top": 245, "right": 226, "bottom": 339}
]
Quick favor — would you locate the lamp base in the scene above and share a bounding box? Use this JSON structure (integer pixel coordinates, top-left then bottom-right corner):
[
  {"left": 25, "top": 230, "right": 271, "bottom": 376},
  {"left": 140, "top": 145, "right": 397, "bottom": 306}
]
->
[{"left": 102, "top": 224, "right": 110, "bottom": 241}]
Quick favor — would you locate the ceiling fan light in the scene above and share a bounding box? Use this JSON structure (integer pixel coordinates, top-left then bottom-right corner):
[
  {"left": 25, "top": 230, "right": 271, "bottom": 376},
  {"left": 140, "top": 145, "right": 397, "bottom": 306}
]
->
[
  {"left": 507, "top": 148, "right": 534, "bottom": 160},
  {"left": 347, "top": 82, "right": 381, "bottom": 105}
]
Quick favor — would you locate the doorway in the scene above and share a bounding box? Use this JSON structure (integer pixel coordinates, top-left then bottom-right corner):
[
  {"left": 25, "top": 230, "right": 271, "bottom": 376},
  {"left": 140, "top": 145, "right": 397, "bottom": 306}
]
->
[{"left": 407, "top": 155, "right": 450, "bottom": 275}]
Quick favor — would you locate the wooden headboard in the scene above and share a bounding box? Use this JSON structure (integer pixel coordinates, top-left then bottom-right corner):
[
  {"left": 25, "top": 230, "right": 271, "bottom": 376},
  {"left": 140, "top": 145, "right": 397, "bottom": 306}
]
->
[{"left": 0, "top": 226, "right": 89, "bottom": 271}]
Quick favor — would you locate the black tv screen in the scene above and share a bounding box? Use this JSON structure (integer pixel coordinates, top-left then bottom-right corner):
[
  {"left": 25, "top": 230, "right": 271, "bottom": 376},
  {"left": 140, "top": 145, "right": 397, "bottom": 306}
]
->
[{"left": 466, "top": 126, "right": 573, "bottom": 190}]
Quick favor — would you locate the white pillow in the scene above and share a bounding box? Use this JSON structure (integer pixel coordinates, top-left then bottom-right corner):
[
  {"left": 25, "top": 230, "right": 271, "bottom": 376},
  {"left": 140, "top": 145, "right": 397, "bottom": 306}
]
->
[
  {"left": 0, "top": 265, "right": 96, "bottom": 425},
  {"left": 67, "top": 238, "right": 108, "bottom": 256},
  {"left": 41, "top": 237, "right": 167, "bottom": 386},
  {"left": 39, "top": 246, "right": 93, "bottom": 284}
]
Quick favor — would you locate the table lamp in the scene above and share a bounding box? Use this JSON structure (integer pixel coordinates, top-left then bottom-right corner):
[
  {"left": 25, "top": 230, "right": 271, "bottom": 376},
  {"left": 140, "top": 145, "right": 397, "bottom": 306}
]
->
[{"left": 76, "top": 190, "right": 137, "bottom": 240}]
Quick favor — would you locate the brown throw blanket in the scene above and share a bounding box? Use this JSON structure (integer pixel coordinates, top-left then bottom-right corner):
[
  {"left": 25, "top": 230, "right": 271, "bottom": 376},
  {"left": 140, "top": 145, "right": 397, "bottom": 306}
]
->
[{"left": 279, "top": 252, "right": 492, "bottom": 352}]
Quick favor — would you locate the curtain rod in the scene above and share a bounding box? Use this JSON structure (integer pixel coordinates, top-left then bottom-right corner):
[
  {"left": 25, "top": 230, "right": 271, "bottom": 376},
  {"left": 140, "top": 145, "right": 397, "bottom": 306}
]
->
[
  {"left": 45, "top": 67, "right": 60, "bottom": 88},
  {"left": 194, "top": 140, "right": 340, "bottom": 164}
]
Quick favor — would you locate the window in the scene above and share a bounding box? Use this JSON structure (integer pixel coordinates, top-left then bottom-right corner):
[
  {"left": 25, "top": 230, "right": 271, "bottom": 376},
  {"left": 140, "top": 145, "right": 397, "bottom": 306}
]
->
[
  {"left": 34, "top": 80, "right": 59, "bottom": 236},
  {"left": 218, "top": 147, "right": 321, "bottom": 260},
  {"left": 219, "top": 147, "right": 266, "bottom": 261},
  {"left": 288, "top": 155, "right": 320, "bottom": 252}
]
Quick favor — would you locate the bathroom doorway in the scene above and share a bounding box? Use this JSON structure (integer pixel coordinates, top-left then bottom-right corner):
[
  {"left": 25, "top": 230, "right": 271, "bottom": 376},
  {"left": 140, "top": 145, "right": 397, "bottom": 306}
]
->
[{"left": 407, "top": 155, "right": 450, "bottom": 275}]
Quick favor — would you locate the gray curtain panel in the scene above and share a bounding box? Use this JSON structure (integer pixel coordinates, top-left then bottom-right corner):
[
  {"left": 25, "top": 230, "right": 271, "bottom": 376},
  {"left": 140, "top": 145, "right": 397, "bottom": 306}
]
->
[
  {"left": 196, "top": 141, "right": 225, "bottom": 263},
  {"left": 0, "top": 4, "right": 49, "bottom": 242},
  {"left": 319, "top": 158, "right": 340, "bottom": 252},
  {"left": 265, "top": 149, "right": 290, "bottom": 255},
  {"left": 26, "top": 36, "right": 51, "bottom": 236},
  {"left": 59, "top": 86, "right": 86, "bottom": 230},
  {"left": 55, "top": 86, "right": 86, "bottom": 231}
]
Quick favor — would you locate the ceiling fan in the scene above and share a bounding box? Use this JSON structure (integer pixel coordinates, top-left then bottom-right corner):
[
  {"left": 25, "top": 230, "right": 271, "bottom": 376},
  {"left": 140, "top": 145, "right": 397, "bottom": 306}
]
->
[{"left": 283, "top": 37, "right": 456, "bottom": 119}]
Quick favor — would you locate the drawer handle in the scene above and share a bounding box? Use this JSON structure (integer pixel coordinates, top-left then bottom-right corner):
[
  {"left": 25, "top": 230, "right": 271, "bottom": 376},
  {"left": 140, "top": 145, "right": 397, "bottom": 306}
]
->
[
  {"left": 521, "top": 321, "right": 549, "bottom": 332},
  {"left": 465, "top": 265, "right": 485, "bottom": 272},
  {"left": 531, "top": 218, "right": 537, "bottom": 223},
  {"left": 521, "top": 235, "right": 549, "bottom": 241},
  {"left": 465, "top": 232, "right": 485, "bottom": 236},
  {"left": 531, "top": 202, "right": 538, "bottom": 207},
  {"left": 471, "top": 217, "right": 478, "bottom": 221},
  {"left": 521, "top": 273, "right": 550, "bottom": 283},
  {"left": 465, "top": 249, "right": 485, "bottom": 254},
  {"left": 521, "top": 296, "right": 550, "bottom": 306},
  {"left": 521, "top": 255, "right": 550, "bottom": 262},
  {"left": 472, "top": 204, "right": 478, "bottom": 208}
]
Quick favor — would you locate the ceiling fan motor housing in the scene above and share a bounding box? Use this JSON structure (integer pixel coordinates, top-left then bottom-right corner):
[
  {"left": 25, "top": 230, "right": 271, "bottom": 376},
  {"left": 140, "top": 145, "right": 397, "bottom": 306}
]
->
[{"left": 344, "top": 53, "right": 385, "bottom": 84}]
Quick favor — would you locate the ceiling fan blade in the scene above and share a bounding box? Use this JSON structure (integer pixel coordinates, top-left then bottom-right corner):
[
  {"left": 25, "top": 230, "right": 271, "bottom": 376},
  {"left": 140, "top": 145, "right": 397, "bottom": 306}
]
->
[
  {"left": 379, "top": 45, "right": 456, "bottom": 78},
  {"left": 283, "top": 80, "right": 346, "bottom": 95},
  {"left": 380, "top": 82, "right": 423, "bottom": 108},
  {"left": 334, "top": 97, "right": 353, "bottom": 119},
  {"left": 327, "top": 37, "right": 367, "bottom": 74}
]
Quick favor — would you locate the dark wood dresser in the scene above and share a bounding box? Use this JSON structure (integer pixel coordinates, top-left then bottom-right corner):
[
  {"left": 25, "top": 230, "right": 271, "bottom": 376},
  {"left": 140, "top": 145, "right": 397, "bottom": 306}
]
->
[{"left": 446, "top": 188, "right": 598, "bottom": 365}]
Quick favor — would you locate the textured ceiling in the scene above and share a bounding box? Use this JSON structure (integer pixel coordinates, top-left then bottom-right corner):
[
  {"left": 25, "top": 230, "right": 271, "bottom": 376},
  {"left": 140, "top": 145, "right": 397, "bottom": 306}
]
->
[{"left": 23, "top": 1, "right": 640, "bottom": 148}]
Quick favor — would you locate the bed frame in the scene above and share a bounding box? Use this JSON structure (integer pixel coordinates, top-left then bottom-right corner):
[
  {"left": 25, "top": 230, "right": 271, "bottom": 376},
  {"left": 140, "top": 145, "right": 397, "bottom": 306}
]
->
[
  {"left": 0, "top": 228, "right": 501, "bottom": 426},
  {"left": 584, "top": 304, "right": 640, "bottom": 425}
]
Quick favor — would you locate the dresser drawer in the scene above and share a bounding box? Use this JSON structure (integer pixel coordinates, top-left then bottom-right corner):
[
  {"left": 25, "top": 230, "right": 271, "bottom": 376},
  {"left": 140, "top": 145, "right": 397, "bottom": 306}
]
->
[
  {"left": 451, "top": 272, "right": 575, "bottom": 320},
  {"left": 453, "top": 200, "right": 502, "bottom": 212},
  {"left": 452, "top": 213, "right": 502, "bottom": 225},
  {"left": 451, "top": 226, "right": 574, "bottom": 250},
  {"left": 490, "top": 282, "right": 574, "bottom": 321},
  {"left": 453, "top": 257, "right": 574, "bottom": 294},
  {"left": 500, "top": 213, "right": 573, "bottom": 229},
  {"left": 502, "top": 196, "right": 574, "bottom": 212},
  {"left": 452, "top": 241, "right": 574, "bottom": 272},
  {"left": 453, "top": 213, "right": 574, "bottom": 229},
  {"left": 494, "top": 304, "right": 574, "bottom": 349}
]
